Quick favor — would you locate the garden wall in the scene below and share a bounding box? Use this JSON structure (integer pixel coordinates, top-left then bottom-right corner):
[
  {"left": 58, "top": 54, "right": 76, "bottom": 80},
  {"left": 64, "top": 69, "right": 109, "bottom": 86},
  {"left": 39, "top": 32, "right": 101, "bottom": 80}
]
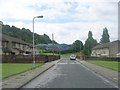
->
[{"left": 2, "top": 55, "right": 60, "bottom": 63}]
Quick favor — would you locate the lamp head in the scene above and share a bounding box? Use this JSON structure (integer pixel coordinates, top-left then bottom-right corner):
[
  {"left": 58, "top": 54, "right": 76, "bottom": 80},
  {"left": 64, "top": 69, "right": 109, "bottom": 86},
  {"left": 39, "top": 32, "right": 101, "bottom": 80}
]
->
[{"left": 36, "top": 16, "right": 43, "bottom": 18}]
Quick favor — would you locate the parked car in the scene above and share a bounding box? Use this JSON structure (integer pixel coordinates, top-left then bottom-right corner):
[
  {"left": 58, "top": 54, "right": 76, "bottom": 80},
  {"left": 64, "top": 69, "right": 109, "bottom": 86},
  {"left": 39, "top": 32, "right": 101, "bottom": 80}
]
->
[{"left": 70, "top": 54, "right": 76, "bottom": 60}]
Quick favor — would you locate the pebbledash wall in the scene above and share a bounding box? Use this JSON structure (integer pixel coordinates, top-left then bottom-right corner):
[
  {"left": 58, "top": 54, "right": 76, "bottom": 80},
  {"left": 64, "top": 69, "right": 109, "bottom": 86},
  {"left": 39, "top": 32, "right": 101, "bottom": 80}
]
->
[{"left": 2, "top": 55, "right": 60, "bottom": 63}]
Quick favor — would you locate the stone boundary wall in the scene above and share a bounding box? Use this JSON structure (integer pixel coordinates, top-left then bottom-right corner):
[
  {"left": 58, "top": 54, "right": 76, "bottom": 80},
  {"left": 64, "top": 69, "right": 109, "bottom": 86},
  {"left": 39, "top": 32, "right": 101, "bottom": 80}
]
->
[{"left": 1, "top": 55, "right": 60, "bottom": 63}]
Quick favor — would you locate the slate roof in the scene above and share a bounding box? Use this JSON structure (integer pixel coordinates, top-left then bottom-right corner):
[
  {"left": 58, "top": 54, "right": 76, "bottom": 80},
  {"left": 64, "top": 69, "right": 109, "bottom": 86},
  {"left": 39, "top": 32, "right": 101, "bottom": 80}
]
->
[
  {"left": 92, "top": 40, "right": 120, "bottom": 50},
  {"left": 2, "top": 34, "right": 31, "bottom": 46}
]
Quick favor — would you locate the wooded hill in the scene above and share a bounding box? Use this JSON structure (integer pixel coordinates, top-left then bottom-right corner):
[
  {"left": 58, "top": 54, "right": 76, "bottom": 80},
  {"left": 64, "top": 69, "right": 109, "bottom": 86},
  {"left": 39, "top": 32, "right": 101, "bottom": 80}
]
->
[{"left": 2, "top": 25, "right": 57, "bottom": 44}]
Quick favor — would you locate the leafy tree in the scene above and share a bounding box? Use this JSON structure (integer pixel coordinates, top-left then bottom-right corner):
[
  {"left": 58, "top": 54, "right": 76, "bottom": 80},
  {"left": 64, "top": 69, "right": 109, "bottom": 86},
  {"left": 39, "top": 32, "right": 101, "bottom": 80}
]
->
[
  {"left": 70, "top": 40, "right": 83, "bottom": 52},
  {"left": 100, "top": 27, "right": 110, "bottom": 43},
  {"left": 2, "top": 25, "right": 56, "bottom": 44},
  {"left": 83, "top": 31, "right": 98, "bottom": 56},
  {"left": 62, "top": 40, "right": 83, "bottom": 54}
]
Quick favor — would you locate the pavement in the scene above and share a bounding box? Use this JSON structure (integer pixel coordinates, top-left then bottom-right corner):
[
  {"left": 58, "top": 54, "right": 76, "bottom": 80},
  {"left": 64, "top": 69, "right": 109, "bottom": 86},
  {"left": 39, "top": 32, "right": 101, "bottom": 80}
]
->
[
  {"left": 77, "top": 59, "right": 118, "bottom": 86},
  {"left": 2, "top": 59, "right": 61, "bottom": 89}
]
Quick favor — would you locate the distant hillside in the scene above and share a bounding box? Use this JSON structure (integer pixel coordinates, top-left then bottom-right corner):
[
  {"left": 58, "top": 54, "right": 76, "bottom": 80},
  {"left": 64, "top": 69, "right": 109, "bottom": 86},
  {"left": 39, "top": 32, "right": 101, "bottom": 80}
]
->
[
  {"left": 36, "top": 44, "right": 70, "bottom": 51},
  {"left": 2, "top": 25, "right": 57, "bottom": 44}
]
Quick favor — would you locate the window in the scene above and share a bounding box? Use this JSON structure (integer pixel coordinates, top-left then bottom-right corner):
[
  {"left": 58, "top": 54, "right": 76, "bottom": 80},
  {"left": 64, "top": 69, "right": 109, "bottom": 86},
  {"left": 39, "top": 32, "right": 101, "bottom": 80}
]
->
[
  {"left": 2, "top": 42, "right": 8, "bottom": 47},
  {"left": 12, "top": 43, "right": 16, "bottom": 48}
]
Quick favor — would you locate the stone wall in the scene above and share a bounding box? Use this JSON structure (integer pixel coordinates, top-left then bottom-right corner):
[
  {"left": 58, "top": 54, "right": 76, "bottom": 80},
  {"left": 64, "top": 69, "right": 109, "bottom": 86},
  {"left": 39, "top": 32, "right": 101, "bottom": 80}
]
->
[{"left": 2, "top": 55, "right": 60, "bottom": 63}]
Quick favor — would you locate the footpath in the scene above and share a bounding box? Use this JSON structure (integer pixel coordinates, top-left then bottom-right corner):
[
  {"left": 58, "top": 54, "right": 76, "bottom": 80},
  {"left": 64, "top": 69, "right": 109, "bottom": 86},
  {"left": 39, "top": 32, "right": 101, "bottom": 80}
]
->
[
  {"left": 2, "top": 59, "right": 61, "bottom": 89},
  {"left": 77, "top": 60, "right": 118, "bottom": 87}
]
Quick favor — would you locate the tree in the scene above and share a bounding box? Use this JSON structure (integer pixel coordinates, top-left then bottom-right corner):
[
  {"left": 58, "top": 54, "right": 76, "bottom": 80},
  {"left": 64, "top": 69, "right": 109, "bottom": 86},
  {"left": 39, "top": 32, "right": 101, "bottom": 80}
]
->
[
  {"left": 66, "top": 40, "right": 83, "bottom": 53},
  {"left": 83, "top": 31, "right": 98, "bottom": 56},
  {"left": 61, "top": 40, "right": 83, "bottom": 54},
  {"left": 71, "top": 40, "right": 83, "bottom": 52},
  {"left": 100, "top": 27, "right": 110, "bottom": 43},
  {"left": 2, "top": 24, "right": 56, "bottom": 44}
]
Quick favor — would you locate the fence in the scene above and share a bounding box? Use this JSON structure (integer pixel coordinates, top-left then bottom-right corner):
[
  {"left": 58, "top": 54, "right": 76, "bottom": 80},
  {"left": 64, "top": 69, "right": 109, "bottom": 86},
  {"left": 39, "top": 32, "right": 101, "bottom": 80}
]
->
[{"left": 2, "top": 54, "right": 60, "bottom": 63}]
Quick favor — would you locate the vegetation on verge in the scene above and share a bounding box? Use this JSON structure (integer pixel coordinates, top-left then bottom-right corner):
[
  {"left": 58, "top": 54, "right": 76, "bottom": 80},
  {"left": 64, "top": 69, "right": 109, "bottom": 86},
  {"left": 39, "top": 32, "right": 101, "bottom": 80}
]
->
[
  {"left": 61, "top": 52, "right": 80, "bottom": 58},
  {"left": 0, "top": 64, "right": 2, "bottom": 79},
  {"left": 87, "top": 60, "right": 119, "bottom": 71},
  {"left": 40, "top": 53, "right": 59, "bottom": 56},
  {"left": 61, "top": 53, "right": 72, "bottom": 58},
  {"left": 2, "top": 63, "right": 43, "bottom": 79}
]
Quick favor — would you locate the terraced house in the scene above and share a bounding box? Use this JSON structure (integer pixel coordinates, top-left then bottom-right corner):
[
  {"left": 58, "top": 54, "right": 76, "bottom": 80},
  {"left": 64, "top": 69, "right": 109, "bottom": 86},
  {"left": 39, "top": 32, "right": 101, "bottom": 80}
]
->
[
  {"left": 1, "top": 34, "right": 33, "bottom": 55},
  {"left": 91, "top": 40, "right": 120, "bottom": 57}
]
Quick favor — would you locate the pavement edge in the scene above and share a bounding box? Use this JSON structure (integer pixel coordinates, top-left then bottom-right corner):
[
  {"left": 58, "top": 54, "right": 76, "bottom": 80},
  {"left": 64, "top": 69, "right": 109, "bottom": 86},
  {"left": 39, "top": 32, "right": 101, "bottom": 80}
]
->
[
  {"left": 76, "top": 59, "right": 118, "bottom": 88},
  {"left": 18, "top": 59, "right": 62, "bottom": 89}
]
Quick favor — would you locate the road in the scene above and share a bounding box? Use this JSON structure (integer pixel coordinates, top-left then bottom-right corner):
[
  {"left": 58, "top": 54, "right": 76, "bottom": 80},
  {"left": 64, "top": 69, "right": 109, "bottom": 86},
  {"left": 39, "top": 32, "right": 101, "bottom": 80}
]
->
[{"left": 23, "top": 58, "right": 117, "bottom": 88}]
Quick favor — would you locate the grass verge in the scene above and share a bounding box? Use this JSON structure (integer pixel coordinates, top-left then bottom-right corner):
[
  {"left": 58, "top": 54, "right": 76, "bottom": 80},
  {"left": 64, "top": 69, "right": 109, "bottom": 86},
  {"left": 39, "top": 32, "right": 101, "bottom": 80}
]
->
[
  {"left": 2, "top": 63, "right": 43, "bottom": 79},
  {"left": 87, "top": 60, "right": 119, "bottom": 71},
  {"left": 61, "top": 53, "right": 78, "bottom": 58},
  {"left": 0, "top": 64, "right": 2, "bottom": 79},
  {"left": 40, "top": 53, "right": 59, "bottom": 56}
]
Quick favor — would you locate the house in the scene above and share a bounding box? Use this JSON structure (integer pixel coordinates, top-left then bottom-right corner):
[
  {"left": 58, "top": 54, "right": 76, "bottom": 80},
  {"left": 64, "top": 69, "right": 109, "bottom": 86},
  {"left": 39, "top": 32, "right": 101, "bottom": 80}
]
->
[
  {"left": 1, "top": 34, "right": 33, "bottom": 55},
  {"left": 91, "top": 40, "right": 120, "bottom": 57}
]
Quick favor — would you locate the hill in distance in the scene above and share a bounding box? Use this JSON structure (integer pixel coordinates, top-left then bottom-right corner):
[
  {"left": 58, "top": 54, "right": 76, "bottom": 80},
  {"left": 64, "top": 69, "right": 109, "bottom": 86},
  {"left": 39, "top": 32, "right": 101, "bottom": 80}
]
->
[
  {"left": 2, "top": 25, "right": 57, "bottom": 44},
  {"left": 36, "top": 44, "right": 71, "bottom": 51}
]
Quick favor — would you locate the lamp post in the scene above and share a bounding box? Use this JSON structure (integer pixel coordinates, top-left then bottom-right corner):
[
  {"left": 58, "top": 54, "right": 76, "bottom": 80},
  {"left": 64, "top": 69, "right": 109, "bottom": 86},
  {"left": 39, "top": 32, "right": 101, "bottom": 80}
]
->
[
  {"left": 80, "top": 41, "right": 81, "bottom": 59},
  {"left": 0, "top": 21, "right": 3, "bottom": 65},
  {"left": 33, "top": 16, "right": 43, "bottom": 68},
  {"left": 52, "top": 33, "right": 54, "bottom": 55}
]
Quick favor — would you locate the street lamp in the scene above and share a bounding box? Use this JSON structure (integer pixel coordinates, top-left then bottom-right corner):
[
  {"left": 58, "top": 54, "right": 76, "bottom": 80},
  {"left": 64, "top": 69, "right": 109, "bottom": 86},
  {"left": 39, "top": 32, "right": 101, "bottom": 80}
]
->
[
  {"left": 80, "top": 41, "right": 81, "bottom": 59},
  {"left": 33, "top": 16, "right": 43, "bottom": 68},
  {"left": 52, "top": 33, "right": 54, "bottom": 55}
]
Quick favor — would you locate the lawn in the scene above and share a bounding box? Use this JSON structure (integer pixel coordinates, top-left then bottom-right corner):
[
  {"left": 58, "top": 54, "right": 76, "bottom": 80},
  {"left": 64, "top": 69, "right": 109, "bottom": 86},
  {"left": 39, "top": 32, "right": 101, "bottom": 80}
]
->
[
  {"left": 2, "top": 63, "right": 43, "bottom": 79},
  {"left": 40, "top": 53, "right": 59, "bottom": 56},
  {"left": 61, "top": 52, "right": 81, "bottom": 58},
  {"left": 61, "top": 53, "right": 77, "bottom": 58},
  {"left": 87, "top": 60, "right": 119, "bottom": 71},
  {"left": 0, "top": 64, "right": 2, "bottom": 79}
]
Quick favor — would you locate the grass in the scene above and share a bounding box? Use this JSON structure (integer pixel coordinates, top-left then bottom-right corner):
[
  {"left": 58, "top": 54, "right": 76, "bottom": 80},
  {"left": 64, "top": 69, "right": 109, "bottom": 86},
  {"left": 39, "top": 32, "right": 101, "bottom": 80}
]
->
[
  {"left": 40, "top": 53, "right": 59, "bottom": 56},
  {"left": 2, "top": 63, "right": 43, "bottom": 79},
  {"left": 61, "top": 52, "right": 80, "bottom": 58},
  {"left": 0, "top": 64, "right": 2, "bottom": 79},
  {"left": 61, "top": 53, "right": 73, "bottom": 58},
  {"left": 87, "top": 60, "right": 119, "bottom": 71}
]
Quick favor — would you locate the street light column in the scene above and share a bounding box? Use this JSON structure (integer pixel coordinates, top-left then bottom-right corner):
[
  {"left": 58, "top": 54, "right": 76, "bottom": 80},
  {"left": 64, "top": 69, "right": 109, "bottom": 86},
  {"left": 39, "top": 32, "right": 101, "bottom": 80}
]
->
[
  {"left": 33, "top": 17, "right": 36, "bottom": 68},
  {"left": 80, "top": 42, "right": 81, "bottom": 58},
  {"left": 52, "top": 33, "right": 54, "bottom": 55},
  {"left": 32, "top": 16, "right": 43, "bottom": 68}
]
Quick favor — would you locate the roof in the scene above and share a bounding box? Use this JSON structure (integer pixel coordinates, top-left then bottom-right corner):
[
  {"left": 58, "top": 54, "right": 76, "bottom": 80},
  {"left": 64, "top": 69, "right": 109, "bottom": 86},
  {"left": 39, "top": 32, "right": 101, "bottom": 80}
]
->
[
  {"left": 92, "top": 40, "right": 120, "bottom": 50},
  {"left": 2, "top": 34, "right": 30, "bottom": 45},
  {"left": 92, "top": 43, "right": 109, "bottom": 50}
]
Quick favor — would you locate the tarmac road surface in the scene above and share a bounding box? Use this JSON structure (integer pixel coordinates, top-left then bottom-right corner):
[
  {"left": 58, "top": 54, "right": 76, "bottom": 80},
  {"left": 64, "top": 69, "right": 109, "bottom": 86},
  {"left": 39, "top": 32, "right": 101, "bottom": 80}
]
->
[{"left": 23, "top": 58, "right": 117, "bottom": 88}]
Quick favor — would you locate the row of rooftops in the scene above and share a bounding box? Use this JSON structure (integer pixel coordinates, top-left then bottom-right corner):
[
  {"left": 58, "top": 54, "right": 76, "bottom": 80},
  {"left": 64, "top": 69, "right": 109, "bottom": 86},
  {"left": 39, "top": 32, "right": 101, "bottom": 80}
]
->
[
  {"left": 1, "top": 34, "right": 32, "bottom": 47},
  {"left": 92, "top": 40, "right": 120, "bottom": 50}
]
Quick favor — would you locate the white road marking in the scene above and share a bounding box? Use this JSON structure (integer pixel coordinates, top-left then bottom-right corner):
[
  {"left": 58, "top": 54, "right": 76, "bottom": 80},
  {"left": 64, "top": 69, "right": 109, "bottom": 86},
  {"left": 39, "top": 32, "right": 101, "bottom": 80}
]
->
[
  {"left": 58, "top": 60, "right": 81, "bottom": 65},
  {"left": 70, "top": 63, "right": 76, "bottom": 64},
  {"left": 57, "top": 63, "right": 68, "bottom": 65}
]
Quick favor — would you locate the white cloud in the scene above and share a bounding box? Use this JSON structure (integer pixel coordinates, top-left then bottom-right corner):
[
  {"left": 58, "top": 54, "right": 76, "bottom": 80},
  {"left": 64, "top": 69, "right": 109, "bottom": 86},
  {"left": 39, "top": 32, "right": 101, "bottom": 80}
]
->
[{"left": 0, "top": 0, "right": 118, "bottom": 44}]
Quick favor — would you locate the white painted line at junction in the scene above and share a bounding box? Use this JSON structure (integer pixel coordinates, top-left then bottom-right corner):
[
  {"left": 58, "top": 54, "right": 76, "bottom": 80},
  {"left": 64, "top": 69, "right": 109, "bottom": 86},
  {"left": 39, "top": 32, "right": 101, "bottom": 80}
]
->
[{"left": 58, "top": 63, "right": 67, "bottom": 64}]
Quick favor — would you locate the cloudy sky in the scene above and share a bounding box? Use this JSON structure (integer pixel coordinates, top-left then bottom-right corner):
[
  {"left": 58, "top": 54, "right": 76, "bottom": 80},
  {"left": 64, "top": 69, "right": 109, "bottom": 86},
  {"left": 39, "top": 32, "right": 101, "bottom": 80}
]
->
[{"left": 0, "top": 0, "right": 119, "bottom": 44}]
